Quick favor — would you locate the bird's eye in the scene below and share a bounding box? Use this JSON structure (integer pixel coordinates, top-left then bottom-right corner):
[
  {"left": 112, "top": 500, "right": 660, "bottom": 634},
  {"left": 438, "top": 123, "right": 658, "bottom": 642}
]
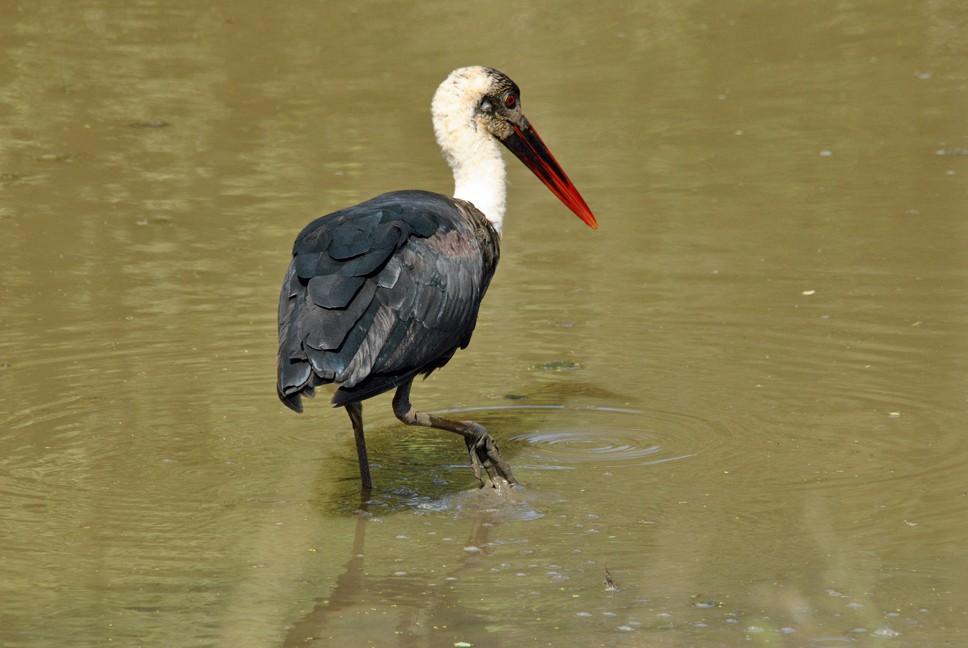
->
[{"left": 504, "top": 93, "right": 517, "bottom": 109}]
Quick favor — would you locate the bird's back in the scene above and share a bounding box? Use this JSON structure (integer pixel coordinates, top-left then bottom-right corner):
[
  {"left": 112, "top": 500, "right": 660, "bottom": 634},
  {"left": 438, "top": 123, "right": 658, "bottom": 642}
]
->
[{"left": 277, "top": 190, "right": 500, "bottom": 412}]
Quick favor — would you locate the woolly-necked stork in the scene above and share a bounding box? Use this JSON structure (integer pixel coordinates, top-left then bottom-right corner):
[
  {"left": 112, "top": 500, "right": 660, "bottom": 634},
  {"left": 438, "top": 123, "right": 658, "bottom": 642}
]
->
[{"left": 277, "top": 66, "right": 597, "bottom": 491}]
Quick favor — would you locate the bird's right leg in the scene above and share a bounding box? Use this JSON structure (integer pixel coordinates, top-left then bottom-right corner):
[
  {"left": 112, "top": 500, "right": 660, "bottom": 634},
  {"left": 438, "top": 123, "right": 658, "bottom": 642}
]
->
[
  {"left": 345, "top": 402, "right": 372, "bottom": 491},
  {"left": 391, "top": 381, "right": 517, "bottom": 488}
]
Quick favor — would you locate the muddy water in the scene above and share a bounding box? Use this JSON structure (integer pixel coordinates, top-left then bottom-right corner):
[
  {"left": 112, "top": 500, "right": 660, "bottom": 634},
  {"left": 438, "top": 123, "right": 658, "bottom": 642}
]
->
[{"left": 2, "top": 1, "right": 966, "bottom": 646}]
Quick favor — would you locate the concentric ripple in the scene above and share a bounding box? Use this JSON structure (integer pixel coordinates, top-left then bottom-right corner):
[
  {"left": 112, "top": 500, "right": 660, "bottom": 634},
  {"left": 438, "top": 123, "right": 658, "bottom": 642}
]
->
[
  {"left": 439, "top": 404, "right": 715, "bottom": 473},
  {"left": 512, "top": 427, "right": 663, "bottom": 466}
]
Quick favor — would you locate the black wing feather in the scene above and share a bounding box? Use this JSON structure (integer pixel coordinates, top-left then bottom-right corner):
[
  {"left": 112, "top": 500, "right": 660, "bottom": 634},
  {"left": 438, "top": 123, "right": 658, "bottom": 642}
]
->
[{"left": 277, "top": 190, "right": 499, "bottom": 412}]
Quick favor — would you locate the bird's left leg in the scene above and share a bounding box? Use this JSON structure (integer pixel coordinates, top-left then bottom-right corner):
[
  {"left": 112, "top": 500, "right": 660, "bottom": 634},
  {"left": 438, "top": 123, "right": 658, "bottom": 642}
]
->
[{"left": 391, "top": 381, "right": 517, "bottom": 488}]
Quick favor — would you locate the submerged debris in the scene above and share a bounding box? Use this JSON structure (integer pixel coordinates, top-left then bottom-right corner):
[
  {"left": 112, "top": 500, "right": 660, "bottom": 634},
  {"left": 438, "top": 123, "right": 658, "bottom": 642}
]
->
[
  {"left": 529, "top": 360, "right": 581, "bottom": 372},
  {"left": 129, "top": 120, "right": 171, "bottom": 128},
  {"left": 603, "top": 561, "right": 619, "bottom": 592}
]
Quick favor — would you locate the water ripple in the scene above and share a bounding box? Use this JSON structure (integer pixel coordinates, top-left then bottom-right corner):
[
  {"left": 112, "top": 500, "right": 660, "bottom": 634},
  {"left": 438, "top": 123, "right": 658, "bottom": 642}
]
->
[{"left": 442, "top": 404, "right": 710, "bottom": 472}]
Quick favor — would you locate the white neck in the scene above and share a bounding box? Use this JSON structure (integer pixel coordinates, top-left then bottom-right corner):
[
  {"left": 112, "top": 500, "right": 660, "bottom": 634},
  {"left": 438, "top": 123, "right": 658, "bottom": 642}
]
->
[
  {"left": 450, "top": 145, "right": 506, "bottom": 234},
  {"left": 431, "top": 67, "right": 507, "bottom": 235}
]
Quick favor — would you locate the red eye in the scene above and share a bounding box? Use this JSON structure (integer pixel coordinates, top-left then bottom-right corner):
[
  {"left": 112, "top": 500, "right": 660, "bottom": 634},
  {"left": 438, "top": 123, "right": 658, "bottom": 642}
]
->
[{"left": 504, "top": 93, "right": 517, "bottom": 108}]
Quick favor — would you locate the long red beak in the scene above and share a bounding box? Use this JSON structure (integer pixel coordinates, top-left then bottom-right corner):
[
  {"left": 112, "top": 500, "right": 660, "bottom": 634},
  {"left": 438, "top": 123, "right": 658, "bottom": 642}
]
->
[{"left": 501, "top": 122, "right": 598, "bottom": 229}]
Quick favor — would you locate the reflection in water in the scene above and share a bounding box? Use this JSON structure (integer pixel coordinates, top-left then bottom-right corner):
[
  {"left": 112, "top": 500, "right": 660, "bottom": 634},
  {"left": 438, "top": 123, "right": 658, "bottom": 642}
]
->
[{"left": 284, "top": 500, "right": 505, "bottom": 647}]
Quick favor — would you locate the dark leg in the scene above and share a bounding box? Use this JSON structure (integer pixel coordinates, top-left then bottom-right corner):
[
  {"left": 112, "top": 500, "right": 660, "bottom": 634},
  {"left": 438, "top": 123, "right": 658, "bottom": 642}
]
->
[
  {"left": 345, "top": 402, "right": 372, "bottom": 492},
  {"left": 391, "top": 380, "right": 517, "bottom": 488}
]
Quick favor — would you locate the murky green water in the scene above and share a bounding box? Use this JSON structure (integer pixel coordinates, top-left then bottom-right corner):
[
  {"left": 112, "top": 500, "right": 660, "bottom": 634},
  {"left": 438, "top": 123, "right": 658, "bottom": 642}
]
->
[{"left": 2, "top": 2, "right": 966, "bottom": 646}]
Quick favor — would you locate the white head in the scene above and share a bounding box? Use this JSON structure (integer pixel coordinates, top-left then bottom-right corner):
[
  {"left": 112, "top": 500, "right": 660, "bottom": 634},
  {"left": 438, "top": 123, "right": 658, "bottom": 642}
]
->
[
  {"left": 431, "top": 66, "right": 598, "bottom": 235},
  {"left": 432, "top": 66, "right": 514, "bottom": 232}
]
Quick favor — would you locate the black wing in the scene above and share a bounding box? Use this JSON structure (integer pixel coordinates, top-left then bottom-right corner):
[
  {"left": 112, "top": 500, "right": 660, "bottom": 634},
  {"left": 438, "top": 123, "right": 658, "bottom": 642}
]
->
[{"left": 277, "top": 190, "right": 500, "bottom": 412}]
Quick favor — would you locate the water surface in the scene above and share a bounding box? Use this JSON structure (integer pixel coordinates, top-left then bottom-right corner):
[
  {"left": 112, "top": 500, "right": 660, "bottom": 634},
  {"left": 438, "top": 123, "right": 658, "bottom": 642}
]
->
[{"left": 1, "top": 1, "right": 966, "bottom": 646}]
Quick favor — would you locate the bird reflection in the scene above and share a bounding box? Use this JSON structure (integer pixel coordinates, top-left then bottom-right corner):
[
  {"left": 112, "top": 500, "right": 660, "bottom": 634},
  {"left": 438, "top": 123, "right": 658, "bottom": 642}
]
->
[{"left": 283, "top": 497, "right": 508, "bottom": 647}]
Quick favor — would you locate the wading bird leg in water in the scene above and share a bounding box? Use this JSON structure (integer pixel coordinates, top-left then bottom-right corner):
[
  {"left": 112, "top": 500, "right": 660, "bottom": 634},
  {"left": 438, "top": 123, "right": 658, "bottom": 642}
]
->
[
  {"left": 391, "top": 380, "right": 517, "bottom": 488},
  {"left": 344, "top": 401, "right": 372, "bottom": 491}
]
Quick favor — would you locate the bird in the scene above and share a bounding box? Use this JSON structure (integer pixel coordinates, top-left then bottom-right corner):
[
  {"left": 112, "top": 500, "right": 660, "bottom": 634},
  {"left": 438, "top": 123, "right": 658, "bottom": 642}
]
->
[{"left": 277, "top": 66, "right": 598, "bottom": 491}]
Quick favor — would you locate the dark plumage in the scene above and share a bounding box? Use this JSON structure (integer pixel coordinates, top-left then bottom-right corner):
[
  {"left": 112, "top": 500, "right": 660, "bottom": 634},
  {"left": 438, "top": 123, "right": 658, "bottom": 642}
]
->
[{"left": 277, "top": 191, "right": 499, "bottom": 411}]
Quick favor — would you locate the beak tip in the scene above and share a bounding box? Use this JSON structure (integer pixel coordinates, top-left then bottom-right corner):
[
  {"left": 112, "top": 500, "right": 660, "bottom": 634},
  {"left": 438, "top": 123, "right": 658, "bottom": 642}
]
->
[{"left": 577, "top": 208, "right": 598, "bottom": 230}]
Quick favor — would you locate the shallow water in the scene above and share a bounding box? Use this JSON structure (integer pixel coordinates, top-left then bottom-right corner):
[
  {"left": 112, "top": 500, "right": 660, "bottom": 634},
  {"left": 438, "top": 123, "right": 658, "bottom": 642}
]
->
[{"left": 1, "top": 1, "right": 967, "bottom": 646}]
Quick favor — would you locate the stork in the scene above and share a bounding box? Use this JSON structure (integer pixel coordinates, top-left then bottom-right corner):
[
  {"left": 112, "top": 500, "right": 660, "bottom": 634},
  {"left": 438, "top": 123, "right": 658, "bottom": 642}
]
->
[{"left": 277, "top": 66, "right": 597, "bottom": 491}]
